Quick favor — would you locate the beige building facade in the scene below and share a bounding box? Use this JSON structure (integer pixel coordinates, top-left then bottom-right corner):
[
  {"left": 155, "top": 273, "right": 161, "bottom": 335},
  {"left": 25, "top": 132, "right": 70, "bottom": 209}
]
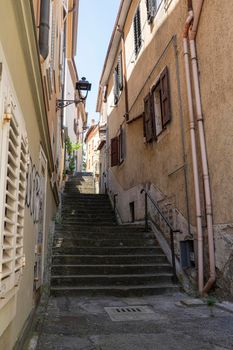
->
[
  {"left": 0, "top": 0, "right": 82, "bottom": 348},
  {"left": 97, "top": 0, "right": 233, "bottom": 297}
]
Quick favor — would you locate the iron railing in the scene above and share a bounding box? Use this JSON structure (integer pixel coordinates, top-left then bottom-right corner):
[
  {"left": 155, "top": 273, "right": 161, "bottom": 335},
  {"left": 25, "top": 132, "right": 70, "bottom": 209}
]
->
[{"left": 141, "top": 189, "right": 179, "bottom": 282}]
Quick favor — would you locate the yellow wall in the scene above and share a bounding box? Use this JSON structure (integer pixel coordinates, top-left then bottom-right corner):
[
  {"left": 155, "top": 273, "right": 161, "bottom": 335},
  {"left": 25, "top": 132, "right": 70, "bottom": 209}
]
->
[
  {"left": 103, "top": 0, "right": 233, "bottom": 293},
  {"left": 0, "top": 1, "right": 57, "bottom": 348}
]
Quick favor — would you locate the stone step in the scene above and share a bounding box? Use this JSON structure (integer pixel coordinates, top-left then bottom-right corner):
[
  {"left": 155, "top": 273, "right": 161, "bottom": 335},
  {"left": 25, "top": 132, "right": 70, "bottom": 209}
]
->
[
  {"left": 52, "top": 254, "right": 169, "bottom": 265},
  {"left": 52, "top": 246, "right": 164, "bottom": 255},
  {"left": 51, "top": 264, "right": 173, "bottom": 275},
  {"left": 63, "top": 193, "right": 108, "bottom": 198},
  {"left": 62, "top": 202, "right": 110, "bottom": 208},
  {"left": 59, "top": 220, "right": 117, "bottom": 226},
  {"left": 50, "top": 284, "right": 179, "bottom": 297},
  {"left": 50, "top": 273, "right": 174, "bottom": 287},
  {"left": 55, "top": 224, "right": 146, "bottom": 233},
  {"left": 63, "top": 186, "right": 95, "bottom": 196},
  {"left": 54, "top": 231, "right": 154, "bottom": 240},
  {"left": 61, "top": 214, "right": 116, "bottom": 221},
  {"left": 53, "top": 238, "right": 158, "bottom": 248}
]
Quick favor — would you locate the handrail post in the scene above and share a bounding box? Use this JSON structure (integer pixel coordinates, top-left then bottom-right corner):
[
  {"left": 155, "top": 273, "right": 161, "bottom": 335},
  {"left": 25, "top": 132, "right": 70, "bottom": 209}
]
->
[
  {"left": 170, "top": 228, "right": 178, "bottom": 282},
  {"left": 145, "top": 192, "right": 149, "bottom": 232}
]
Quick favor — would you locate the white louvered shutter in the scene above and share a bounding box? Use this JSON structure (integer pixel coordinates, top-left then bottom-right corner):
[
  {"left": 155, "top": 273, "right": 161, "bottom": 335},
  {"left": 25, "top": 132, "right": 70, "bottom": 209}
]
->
[{"left": 0, "top": 113, "right": 27, "bottom": 298}]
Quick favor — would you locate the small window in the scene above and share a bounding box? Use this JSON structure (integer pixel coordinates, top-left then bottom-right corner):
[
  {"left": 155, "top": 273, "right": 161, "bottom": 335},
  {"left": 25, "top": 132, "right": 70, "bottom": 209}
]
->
[
  {"left": 113, "top": 52, "right": 123, "bottom": 105},
  {"left": 133, "top": 6, "right": 142, "bottom": 57},
  {"left": 143, "top": 66, "right": 171, "bottom": 142},
  {"left": 146, "top": 0, "right": 163, "bottom": 23}
]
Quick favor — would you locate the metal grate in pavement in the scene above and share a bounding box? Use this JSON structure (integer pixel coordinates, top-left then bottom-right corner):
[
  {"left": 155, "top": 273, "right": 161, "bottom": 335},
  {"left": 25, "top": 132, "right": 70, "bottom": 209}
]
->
[{"left": 104, "top": 305, "right": 158, "bottom": 321}]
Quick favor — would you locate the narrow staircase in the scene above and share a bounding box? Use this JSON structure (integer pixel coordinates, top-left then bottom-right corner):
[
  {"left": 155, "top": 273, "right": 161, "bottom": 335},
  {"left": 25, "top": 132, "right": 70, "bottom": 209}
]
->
[{"left": 50, "top": 173, "right": 178, "bottom": 296}]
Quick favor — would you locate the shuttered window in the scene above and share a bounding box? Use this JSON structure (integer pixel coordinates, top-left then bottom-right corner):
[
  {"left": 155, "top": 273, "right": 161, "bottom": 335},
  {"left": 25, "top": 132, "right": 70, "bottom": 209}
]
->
[
  {"left": 113, "top": 52, "right": 123, "bottom": 105},
  {"left": 133, "top": 6, "right": 142, "bottom": 57},
  {"left": 0, "top": 114, "right": 27, "bottom": 299},
  {"left": 146, "top": 0, "right": 163, "bottom": 23},
  {"left": 144, "top": 94, "right": 154, "bottom": 143},
  {"left": 144, "top": 66, "right": 171, "bottom": 142},
  {"left": 119, "top": 126, "right": 124, "bottom": 164},
  {"left": 160, "top": 66, "right": 171, "bottom": 127},
  {"left": 111, "top": 137, "right": 119, "bottom": 167}
]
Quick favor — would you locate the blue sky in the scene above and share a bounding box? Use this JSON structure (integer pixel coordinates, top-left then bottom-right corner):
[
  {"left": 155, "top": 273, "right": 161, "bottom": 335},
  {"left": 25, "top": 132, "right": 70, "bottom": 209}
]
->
[{"left": 76, "top": 0, "right": 121, "bottom": 124}]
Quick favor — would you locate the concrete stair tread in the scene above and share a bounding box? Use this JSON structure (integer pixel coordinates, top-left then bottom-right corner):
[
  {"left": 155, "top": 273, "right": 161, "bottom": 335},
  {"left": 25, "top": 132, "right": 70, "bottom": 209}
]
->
[
  {"left": 50, "top": 284, "right": 178, "bottom": 291},
  {"left": 52, "top": 254, "right": 166, "bottom": 257},
  {"left": 51, "top": 273, "right": 173, "bottom": 278},
  {"left": 52, "top": 263, "right": 171, "bottom": 267}
]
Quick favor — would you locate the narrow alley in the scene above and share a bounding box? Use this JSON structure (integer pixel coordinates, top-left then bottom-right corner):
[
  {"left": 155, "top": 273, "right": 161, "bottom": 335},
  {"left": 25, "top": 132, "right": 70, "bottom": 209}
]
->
[
  {"left": 1, "top": 0, "right": 233, "bottom": 349},
  {"left": 26, "top": 174, "right": 233, "bottom": 350}
]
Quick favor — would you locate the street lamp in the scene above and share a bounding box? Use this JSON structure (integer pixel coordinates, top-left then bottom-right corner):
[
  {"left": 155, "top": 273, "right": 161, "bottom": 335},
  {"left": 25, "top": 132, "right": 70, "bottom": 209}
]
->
[{"left": 56, "top": 77, "right": 92, "bottom": 110}]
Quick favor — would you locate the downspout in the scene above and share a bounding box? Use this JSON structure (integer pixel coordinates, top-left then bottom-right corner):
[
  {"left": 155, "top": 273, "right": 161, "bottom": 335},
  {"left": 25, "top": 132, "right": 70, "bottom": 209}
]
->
[
  {"left": 39, "top": 0, "right": 50, "bottom": 60},
  {"left": 183, "top": 10, "right": 204, "bottom": 293},
  {"left": 118, "top": 26, "right": 129, "bottom": 120},
  {"left": 189, "top": 0, "right": 216, "bottom": 293}
]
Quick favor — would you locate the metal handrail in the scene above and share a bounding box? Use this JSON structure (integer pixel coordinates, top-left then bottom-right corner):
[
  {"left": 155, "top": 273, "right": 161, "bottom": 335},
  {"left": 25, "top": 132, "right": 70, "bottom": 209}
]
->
[{"left": 140, "top": 189, "right": 178, "bottom": 282}]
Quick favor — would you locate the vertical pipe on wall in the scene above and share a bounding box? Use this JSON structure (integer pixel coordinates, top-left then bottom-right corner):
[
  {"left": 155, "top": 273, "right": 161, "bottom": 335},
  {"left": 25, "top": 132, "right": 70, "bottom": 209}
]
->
[
  {"left": 39, "top": 0, "right": 50, "bottom": 60},
  {"left": 187, "top": 0, "right": 216, "bottom": 293},
  {"left": 183, "top": 12, "right": 204, "bottom": 292},
  {"left": 189, "top": 37, "right": 216, "bottom": 293}
]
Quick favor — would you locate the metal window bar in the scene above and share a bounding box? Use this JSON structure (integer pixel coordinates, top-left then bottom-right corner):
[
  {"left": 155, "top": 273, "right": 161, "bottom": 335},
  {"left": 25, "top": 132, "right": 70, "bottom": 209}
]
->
[{"left": 141, "top": 188, "right": 178, "bottom": 281}]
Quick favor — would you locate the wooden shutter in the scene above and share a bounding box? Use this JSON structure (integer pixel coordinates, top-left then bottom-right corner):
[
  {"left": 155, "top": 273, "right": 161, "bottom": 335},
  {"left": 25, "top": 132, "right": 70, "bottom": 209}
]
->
[
  {"left": 111, "top": 137, "right": 119, "bottom": 167},
  {"left": 160, "top": 66, "right": 171, "bottom": 127},
  {"left": 146, "top": 0, "right": 155, "bottom": 22},
  {"left": 144, "top": 94, "right": 154, "bottom": 142},
  {"left": 119, "top": 126, "right": 124, "bottom": 163},
  {"left": 133, "top": 7, "right": 142, "bottom": 56},
  {"left": 0, "top": 115, "right": 19, "bottom": 297},
  {"left": 0, "top": 113, "right": 27, "bottom": 299},
  {"left": 117, "top": 52, "right": 123, "bottom": 91},
  {"left": 113, "top": 68, "right": 119, "bottom": 105},
  {"left": 15, "top": 137, "right": 27, "bottom": 283}
]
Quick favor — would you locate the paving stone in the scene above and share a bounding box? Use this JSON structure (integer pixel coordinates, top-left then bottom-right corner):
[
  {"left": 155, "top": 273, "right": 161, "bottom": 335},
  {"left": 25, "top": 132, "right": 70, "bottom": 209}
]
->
[
  {"left": 180, "top": 298, "right": 205, "bottom": 307},
  {"left": 216, "top": 301, "right": 233, "bottom": 314}
]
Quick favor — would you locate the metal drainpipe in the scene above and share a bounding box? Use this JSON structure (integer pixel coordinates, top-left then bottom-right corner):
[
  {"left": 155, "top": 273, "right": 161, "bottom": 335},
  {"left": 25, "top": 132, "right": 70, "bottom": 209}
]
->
[
  {"left": 183, "top": 10, "right": 204, "bottom": 293},
  {"left": 189, "top": 0, "right": 216, "bottom": 293},
  {"left": 39, "top": 0, "right": 50, "bottom": 60}
]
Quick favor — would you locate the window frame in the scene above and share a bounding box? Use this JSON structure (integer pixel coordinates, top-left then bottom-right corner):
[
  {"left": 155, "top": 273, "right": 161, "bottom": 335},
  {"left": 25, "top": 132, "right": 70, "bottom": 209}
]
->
[
  {"left": 133, "top": 5, "right": 142, "bottom": 58},
  {"left": 113, "top": 51, "right": 123, "bottom": 105},
  {"left": 144, "top": 66, "right": 171, "bottom": 143},
  {"left": 146, "top": 0, "right": 163, "bottom": 24}
]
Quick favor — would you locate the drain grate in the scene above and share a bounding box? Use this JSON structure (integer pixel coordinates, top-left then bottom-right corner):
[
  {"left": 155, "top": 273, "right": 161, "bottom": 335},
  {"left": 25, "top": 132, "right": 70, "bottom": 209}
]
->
[{"left": 104, "top": 305, "right": 158, "bottom": 322}]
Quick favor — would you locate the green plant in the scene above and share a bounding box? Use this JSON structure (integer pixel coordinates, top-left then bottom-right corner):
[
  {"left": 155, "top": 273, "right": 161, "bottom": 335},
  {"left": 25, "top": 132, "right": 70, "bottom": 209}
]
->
[
  {"left": 65, "top": 137, "right": 81, "bottom": 173},
  {"left": 207, "top": 296, "right": 216, "bottom": 317}
]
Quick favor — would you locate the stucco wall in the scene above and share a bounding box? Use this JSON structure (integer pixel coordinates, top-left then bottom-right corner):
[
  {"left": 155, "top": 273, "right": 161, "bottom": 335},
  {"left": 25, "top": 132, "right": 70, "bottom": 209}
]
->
[
  {"left": 0, "top": 1, "right": 57, "bottom": 348},
  {"left": 103, "top": 0, "right": 233, "bottom": 295}
]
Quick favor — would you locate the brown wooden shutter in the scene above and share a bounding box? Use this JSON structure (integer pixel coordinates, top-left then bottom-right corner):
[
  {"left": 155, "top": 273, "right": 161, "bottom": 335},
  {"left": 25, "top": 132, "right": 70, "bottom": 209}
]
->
[
  {"left": 133, "top": 7, "right": 142, "bottom": 56},
  {"left": 113, "top": 69, "right": 119, "bottom": 105},
  {"left": 118, "top": 52, "right": 123, "bottom": 91},
  {"left": 119, "top": 126, "right": 124, "bottom": 163},
  {"left": 160, "top": 66, "right": 171, "bottom": 127},
  {"left": 144, "top": 94, "right": 154, "bottom": 142},
  {"left": 111, "top": 137, "right": 119, "bottom": 167}
]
